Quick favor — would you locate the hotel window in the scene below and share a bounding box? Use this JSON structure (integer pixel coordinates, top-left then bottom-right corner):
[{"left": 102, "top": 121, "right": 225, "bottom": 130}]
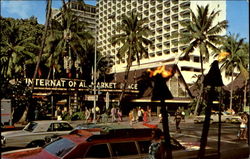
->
[{"left": 194, "top": 57, "right": 199, "bottom": 62}]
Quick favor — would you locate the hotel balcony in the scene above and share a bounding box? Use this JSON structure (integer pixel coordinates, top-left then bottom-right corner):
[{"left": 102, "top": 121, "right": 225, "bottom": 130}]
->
[
  {"left": 157, "top": 12, "right": 163, "bottom": 19},
  {"left": 180, "top": 1, "right": 190, "bottom": 9},
  {"left": 156, "top": 20, "right": 162, "bottom": 26},
  {"left": 150, "top": 45, "right": 155, "bottom": 50},
  {"left": 164, "top": 1, "right": 170, "bottom": 7},
  {"left": 149, "top": 53, "right": 155, "bottom": 57},
  {"left": 150, "top": 0, "right": 155, "bottom": 5},
  {"left": 171, "top": 48, "right": 178, "bottom": 53},
  {"left": 172, "top": 14, "right": 178, "bottom": 21},
  {"left": 144, "top": 10, "right": 149, "bottom": 16},
  {"left": 157, "top": 4, "right": 163, "bottom": 10},
  {"left": 132, "top": 1, "right": 136, "bottom": 7},
  {"left": 164, "top": 49, "right": 170, "bottom": 54},
  {"left": 164, "top": 41, "right": 170, "bottom": 48},
  {"left": 180, "top": 19, "right": 190, "bottom": 26},
  {"left": 164, "top": 33, "right": 170, "bottom": 39},
  {"left": 171, "top": 6, "right": 179, "bottom": 13},
  {"left": 171, "top": 22, "right": 179, "bottom": 29},
  {"left": 164, "top": 25, "right": 170, "bottom": 32},
  {"left": 117, "top": 3, "right": 121, "bottom": 8},
  {"left": 164, "top": 17, "right": 170, "bottom": 23},
  {"left": 150, "top": 15, "right": 156, "bottom": 21},
  {"left": 150, "top": 7, "right": 156, "bottom": 13},
  {"left": 172, "top": 0, "right": 178, "bottom": 5},
  {"left": 144, "top": 2, "right": 149, "bottom": 8},
  {"left": 127, "top": 4, "right": 131, "bottom": 10},
  {"left": 156, "top": 35, "right": 162, "bottom": 41},
  {"left": 122, "top": 1, "right": 126, "bottom": 5},
  {"left": 156, "top": 43, "right": 162, "bottom": 49},
  {"left": 180, "top": 10, "right": 190, "bottom": 16},
  {"left": 122, "top": 7, "right": 125, "bottom": 12},
  {"left": 164, "top": 8, "right": 170, "bottom": 15},
  {"left": 156, "top": 51, "right": 162, "bottom": 56},
  {"left": 138, "top": 5, "right": 143, "bottom": 11},
  {"left": 150, "top": 22, "right": 155, "bottom": 28}
]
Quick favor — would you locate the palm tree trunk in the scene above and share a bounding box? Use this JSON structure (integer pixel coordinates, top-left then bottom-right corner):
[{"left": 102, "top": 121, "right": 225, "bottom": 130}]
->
[
  {"left": 243, "top": 80, "right": 247, "bottom": 111},
  {"left": 118, "top": 50, "right": 132, "bottom": 107},
  {"left": 194, "top": 52, "right": 205, "bottom": 115},
  {"left": 229, "top": 70, "right": 234, "bottom": 110},
  {"left": 18, "top": 0, "right": 52, "bottom": 123},
  {"left": 198, "top": 86, "right": 214, "bottom": 159}
]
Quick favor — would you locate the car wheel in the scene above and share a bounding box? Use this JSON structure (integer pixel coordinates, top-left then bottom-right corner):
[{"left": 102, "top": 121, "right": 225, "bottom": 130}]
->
[{"left": 27, "top": 140, "right": 45, "bottom": 148}]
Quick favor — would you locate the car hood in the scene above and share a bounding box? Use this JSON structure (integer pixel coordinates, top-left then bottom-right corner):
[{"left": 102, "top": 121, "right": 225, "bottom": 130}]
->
[
  {"left": 1, "top": 148, "right": 56, "bottom": 159},
  {"left": 2, "top": 130, "right": 31, "bottom": 137}
]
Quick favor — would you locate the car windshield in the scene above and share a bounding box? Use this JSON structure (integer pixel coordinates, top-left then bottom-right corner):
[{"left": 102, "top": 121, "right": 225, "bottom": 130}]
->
[
  {"left": 44, "top": 138, "right": 76, "bottom": 157},
  {"left": 23, "top": 122, "right": 38, "bottom": 132}
]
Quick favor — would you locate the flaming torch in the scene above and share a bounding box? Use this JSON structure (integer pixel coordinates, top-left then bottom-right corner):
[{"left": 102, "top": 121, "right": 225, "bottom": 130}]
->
[
  {"left": 198, "top": 54, "right": 227, "bottom": 159},
  {"left": 148, "top": 65, "right": 174, "bottom": 159}
]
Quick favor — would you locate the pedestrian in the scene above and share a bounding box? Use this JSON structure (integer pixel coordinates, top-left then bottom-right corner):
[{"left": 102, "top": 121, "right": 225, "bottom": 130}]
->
[
  {"left": 174, "top": 109, "right": 182, "bottom": 133},
  {"left": 239, "top": 112, "right": 248, "bottom": 140},
  {"left": 34, "top": 108, "right": 39, "bottom": 120},
  {"left": 85, "top": 107, "right": 90, "bottom": 123},
  {"left": 143, "top": 109, "right": 148, "bottom": 122},
  {"left": 117, "top": 108, "right": 123, "bottom": 121},
  {"left": 148, "top": 128, "right": 163, "bottom": 159},
  {"left": 181, "top": 110, "right": 185, "bottom": 122},
  {"left": 56, "top": 107, "right": 62, "bottom": 120},
  {"left": 111, "top": 106, "right": 117, "bottom": 122},
  {"left": 129, "top": 110, "right": 133, "bottom": 126},
  {"left": 138, "top": 107, "right": 143, "bottom": 122},
  {"left": 147, "top": 106, "right": 152, "bottom": 122},
  {"left": 133, "top": 108, "right": 138, "bottom": 122}
]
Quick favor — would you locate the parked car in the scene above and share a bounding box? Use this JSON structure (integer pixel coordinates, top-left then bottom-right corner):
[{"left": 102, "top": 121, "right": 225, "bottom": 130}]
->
[
  {"left": 2, "top": 128, "right": 218, "bottom": 159},
  {"left": 194, "top": 111, "right": 241, "bottom": 124},
  {"left": 1, "top": 120, "right": 73, "bottom": 148}
]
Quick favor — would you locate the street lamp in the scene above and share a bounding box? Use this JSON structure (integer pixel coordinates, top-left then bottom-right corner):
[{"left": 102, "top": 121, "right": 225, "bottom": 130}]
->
[{"left": 93, "top": 24, "right": 97, "bottom": 123}]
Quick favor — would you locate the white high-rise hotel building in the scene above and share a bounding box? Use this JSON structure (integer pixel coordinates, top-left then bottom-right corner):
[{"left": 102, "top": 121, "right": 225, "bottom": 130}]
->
[{"left": 96, "top": 0, "right": 228, "bottom": 85}]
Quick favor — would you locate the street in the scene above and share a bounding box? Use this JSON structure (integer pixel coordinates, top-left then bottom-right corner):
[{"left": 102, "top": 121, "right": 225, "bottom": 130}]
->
[{"left": 2, "top": 116, "right": 249, "bottom": 159}]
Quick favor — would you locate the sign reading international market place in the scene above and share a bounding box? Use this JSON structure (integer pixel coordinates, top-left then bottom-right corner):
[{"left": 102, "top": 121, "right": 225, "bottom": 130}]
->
[{"left": 25, "top": 78, "right": 138, "bottom": 90}]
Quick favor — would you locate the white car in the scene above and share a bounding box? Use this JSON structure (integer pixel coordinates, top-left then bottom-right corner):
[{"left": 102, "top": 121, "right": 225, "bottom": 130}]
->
[
  {"left": 1, "top": 120, "right": 73, "bottom": 148},
  {"left": 194, "top": 112, "right": 241, "bottom": 124}
]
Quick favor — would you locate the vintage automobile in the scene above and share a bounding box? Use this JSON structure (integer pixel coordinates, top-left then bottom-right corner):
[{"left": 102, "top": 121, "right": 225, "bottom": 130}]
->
[
  {"left": 194, "top": 112, "right": 241, "bottom": 124},
  {"left": 1, "top": 120, "right": 73, "bottom": 148},
  {"left": 2, "top": 128, "right": 219, "bottom": 159}
]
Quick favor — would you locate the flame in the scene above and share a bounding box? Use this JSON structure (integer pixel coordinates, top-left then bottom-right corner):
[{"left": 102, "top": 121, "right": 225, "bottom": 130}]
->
[
  {"left": 148, "top": 66, "right": 172, "bottom": 78},
  {"left": 218, "top": 52, "right": 230, "bottom": 62}
]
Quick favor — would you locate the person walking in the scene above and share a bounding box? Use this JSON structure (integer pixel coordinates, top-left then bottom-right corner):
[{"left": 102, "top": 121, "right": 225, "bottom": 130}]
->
[
  {"left": 239, "top": 112, "right": 248, "bottom": 140},
  {"left": 117, "top": 108, "right": 123, "bottom": 122},
  {"left": 129, "top": 110, "right": 134, "bottom": 126},
  {"left": 138, "top": 107, "right": 143, "bottom": 122},
  {"left": 85, "top": 108, "right": 90, "bottom": 123},
  {"left": 174, "top": 109, "right": 182, "bottom": 133},
  {"left": 111, "top": 106, "right": 117, "bottom": 122}
]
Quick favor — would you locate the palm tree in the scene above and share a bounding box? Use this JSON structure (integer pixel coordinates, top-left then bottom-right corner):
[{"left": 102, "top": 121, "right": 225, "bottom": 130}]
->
[
  {"left": 214, "top": 34, "right": 249, "bottom": 110},
  {"left": 178, "top": 5, "right": 228, "bottom": 116},
  {"left": 178, "top": 5, "right": 228, "bottom": 158},
  {"left": 44, "top": 0, "right": 93, "bottom": 79},
  {"left": 111, "top": 11, "right": 152, "bottom": 105},
  {"left": 0, "top": 18, "right": 38, "bottom": 79}
]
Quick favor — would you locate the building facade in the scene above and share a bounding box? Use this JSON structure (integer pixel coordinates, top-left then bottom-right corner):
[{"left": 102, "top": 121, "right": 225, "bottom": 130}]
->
[
  {"left": 96, "top": 0, "right": 227, "bottom": 85},
  {"left": 51, "top": 1, "right": 96, "bottom": 32}
]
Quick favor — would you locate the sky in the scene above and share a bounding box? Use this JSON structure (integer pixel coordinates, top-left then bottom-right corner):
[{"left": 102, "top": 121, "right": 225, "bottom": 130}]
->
[{"left": 0, "top": 0, "right": 249, "bottom": 41}]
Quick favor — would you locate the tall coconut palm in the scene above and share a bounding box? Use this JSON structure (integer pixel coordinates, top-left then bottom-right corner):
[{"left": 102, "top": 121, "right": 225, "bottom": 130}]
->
[
  {"left": 214, "top": 34, "right": 249, "bottom": 110},
  {"left": 111, "top": 11, "right": 152, "bottom": 105},
  {"left": 0, "top": 18, "right": 37, "bottom": 79},
  {"left": 178, "top": 5, "right": 228, "bottom": 158},
  {"left": 44, "top": 0, "right": 93, "bottom": 79},
  {"left": 178, "top": 4, "right": 228, "bottom": 116}
]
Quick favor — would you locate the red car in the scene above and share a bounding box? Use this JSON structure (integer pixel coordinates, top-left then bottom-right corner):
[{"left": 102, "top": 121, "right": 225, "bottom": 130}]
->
[{"left": 2, "top": 128, "right": 218, "bottom": 159}]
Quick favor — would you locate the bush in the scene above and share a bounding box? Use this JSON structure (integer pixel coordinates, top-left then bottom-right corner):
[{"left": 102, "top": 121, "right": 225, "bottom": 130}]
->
[{"left": 70, "top": 112, "right": 85, "bottom": 121}]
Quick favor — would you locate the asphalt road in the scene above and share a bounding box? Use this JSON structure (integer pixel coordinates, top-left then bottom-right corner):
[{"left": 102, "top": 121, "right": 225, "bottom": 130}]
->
[{"left": 2, "top": 116, "right": 249, "bottom": 158}]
